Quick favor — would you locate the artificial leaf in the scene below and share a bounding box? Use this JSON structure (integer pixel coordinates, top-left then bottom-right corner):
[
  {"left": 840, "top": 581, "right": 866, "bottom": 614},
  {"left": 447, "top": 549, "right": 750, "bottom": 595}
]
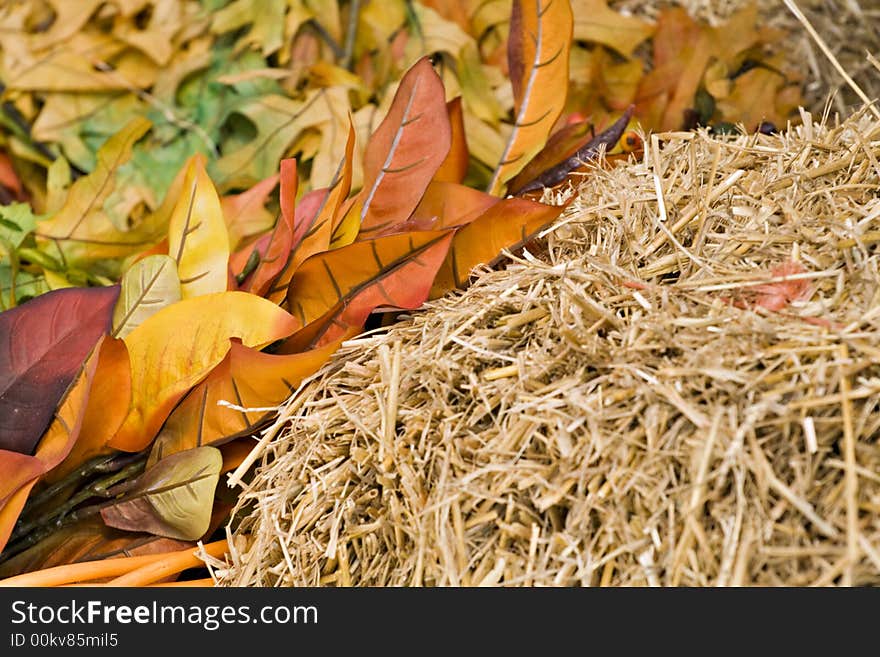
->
[
  {"left": 505, "top": 120, "right": 592, "bottom": 195},
  {"left": 47, "top": 337, "right": 132, "bottom": 482},
  {"left": 34, "top": 117, "right": 156, "bottom": 267},
  {"left": 238, "top": 159, "right": 296, "bottom": 297},
  {"left": 0, "top": 285, "right": 119, "bottom": 454},
  {"left": 430, "top": 197, "right": 565, "bottom": 296},
  {"left": 488, "top": 0, "right": 574, "bottom": 195},
  {"left": 110, "top": 291, "right": 298, "bottom": 452},
  {"left": 405, "top": 181, "right": 500, "bottom": 232},
  {"left": 358, "top": 57, "right": 451, "bottom": 238},
  {"left": 220, "top": 173, "right": 279, "bottom": 250},
  {"left": 112, "top": 255, "right": 182, "bottom": 339},
  {"left": 149, "top": 337, "right": 345, "bottom": 464},
  {"left": 167, "top": 159, "right": 231, "bottom": 299},
  {"left": 0, "top": 480, "right": 38, "bottom": 558},
  {"left": 283, "top": 230, "right": 454, "bottom": 349},
  {"left": 434, "top": 97, "right": 470, "bottom": 184},
  {"left": 0, "top": 335, "right": 105, "bottom": 553},
  {"left": 101, "top": 446, "right": 222, "bottom": 541},
  {"left": 0, "top": 518, "right": 190, "bottom": 580},
  {"left": 510, "top": 106, "right": 633, "bottom": 195},
  {"left": 328, "top": 196, "right": 361, "bottom": 250},
  {"left": 265, "top": 119, "right": 358, "bottom": 303}
]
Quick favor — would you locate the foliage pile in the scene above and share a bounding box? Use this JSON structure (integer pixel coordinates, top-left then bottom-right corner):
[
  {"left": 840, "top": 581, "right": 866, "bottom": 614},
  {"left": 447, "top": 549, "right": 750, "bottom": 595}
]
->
[{"left": 0, "top": 0, "right": 804, "bottom": 582}]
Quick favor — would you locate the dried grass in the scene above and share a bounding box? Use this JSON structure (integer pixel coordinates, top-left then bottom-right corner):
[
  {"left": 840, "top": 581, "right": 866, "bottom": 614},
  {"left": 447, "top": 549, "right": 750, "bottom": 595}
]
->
[{"left": 216, "top": 102, "right": 880, "bottom": 586}]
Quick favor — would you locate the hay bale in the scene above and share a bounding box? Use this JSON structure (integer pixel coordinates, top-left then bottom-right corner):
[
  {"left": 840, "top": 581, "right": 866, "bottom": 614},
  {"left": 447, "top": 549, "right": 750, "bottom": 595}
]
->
[{"left": 214, "top": 106, "right": 880, "bottom": 586}]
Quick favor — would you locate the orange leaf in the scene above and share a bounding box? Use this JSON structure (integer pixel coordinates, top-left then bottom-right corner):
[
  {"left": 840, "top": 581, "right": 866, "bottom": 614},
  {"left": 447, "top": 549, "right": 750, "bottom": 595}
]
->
[
  {"left": 220, "top": 172, "right": 279, "bottom": 250},
  {"left": 404, "top": 181, "right": 500, "bottom": 233},
  {"left": 45, "top": 337, "right": 132, "bottom": 483},
  {"left": 167, "top": 158, "right": 231, "bottom": 298},
  {"left": 266, "top": 119, "right": 357, "bottom": 304},
  {"left": 505, "top": 120, "right": 592, "bottom": 196},
  {"left": 149, "top": 337, "right": 345, "bottom": 463},
  {"left": 433, "top": 97, "right": 469, "bottom": 184},
  {"left": 110, "top": 292, "right": 298, "bottom": 452},
  {"left": 488, "top": 0, "right": 573, "bottom": 195},
  {"left": 238, "top": 159, "right": 297, "bottom": 297},
  {"left": 283, "top": 230, "right": 453, "bottom": 350},
  {"left": 0, "top": 152, "right": 22, "bottom": 197},
  {"left": 430, "top": 198, "right": 565, "bottom": 297},
  {"left": 359, "top": 57, "right": 451, "bottom": 238}
]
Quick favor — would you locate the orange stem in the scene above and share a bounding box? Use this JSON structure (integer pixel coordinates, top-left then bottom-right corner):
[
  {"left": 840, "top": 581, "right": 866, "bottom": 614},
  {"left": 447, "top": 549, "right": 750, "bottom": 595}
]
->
[{"left": 106, "top": 540, "right": 227, "bottom": 587}]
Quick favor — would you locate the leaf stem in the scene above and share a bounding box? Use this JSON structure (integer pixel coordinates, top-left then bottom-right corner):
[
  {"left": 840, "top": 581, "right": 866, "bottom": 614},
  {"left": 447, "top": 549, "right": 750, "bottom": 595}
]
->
[{"left": 2, "top": 456, "right": 149, "bottom": 559}]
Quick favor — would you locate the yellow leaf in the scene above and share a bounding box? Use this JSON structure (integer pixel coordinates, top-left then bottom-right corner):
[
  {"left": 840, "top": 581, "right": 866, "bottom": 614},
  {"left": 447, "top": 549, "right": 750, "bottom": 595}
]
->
[
  {"left": 111, "top": 292, "right": 298, "bottom": 452},
  {"left": 571, "top": 0, "right": 655, "bottom": 58},
  {"left": 35, "top": 117, "right": 156, "bottom": 266},
  {"left": 167, "top": 159, "right": 230, "bottom": 299}
]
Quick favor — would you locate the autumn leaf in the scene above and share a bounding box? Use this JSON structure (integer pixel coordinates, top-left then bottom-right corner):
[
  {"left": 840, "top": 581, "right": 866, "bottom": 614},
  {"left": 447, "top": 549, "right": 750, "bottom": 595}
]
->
[
  {"left": 0, "top": 518, "right": 190, "bottom": 580},
  {"left": 0, "top": 285, "right": 119, "bottom": 454},
  {"left": 430, "top": 197, "right": 565, "bottom": 296},
  {"left": 358, "top": 57, "right": 451, "bottom": 238},
  {"left": 263, "top": 120, "right": 356, "bottom": 303},
  {"left": 505, "top": 119, "right": 592, "bottom": 196},
  {"left": 488, "top": 0, "right": 574, "bottom": 195},
  {"left": 283, "top": 230, "right": 454, "bottom": 349},
  {"left": 149, "top": 338, "right": 345, "bottom": 463},
  {"left": 434, "top": 97, "right": 470, "bottom": 184},
  {"left": 112, "top": 255, "right": 182, "bottom": 339},
  {"left": 34, "top": 118, "right": 157, "bottom": 268},
  {"left": 406, "top": 181, "right": 500, "bottom": 232},
  {"left": 101, "top": 446, "right": 222, "bottom": 541},
  {"left": 46, "top": 336, "right": 132, "bottom": 483},
  {"left": 237, "top": 159, "right": 297, "bottom": 297},
  {"left": 110, "top": 292, "right": 298, "bottom": 453},
  {"left": 167, "top": 158, "right": 231, "bottom": 299},
  {"left": 510, "top": 106, "right": 634, "bottom": 195},
  {"left": 220, "top": 173, "right": 279, "bottom": 250},
  {"left": 0, "top": 336, "right": 106, "bottom": 552},
  {"left": 571, "top": 0, "right": 655, "bottom": 58}
]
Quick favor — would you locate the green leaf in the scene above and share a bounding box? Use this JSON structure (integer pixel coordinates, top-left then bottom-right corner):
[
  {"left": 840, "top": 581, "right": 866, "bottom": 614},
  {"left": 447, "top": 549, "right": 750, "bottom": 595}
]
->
[
  {"left": 100, "top": 446, "right": 223, "bottom": 541},
  {"left": 0, "top": 203, "right": 38, "bottom": 251}
]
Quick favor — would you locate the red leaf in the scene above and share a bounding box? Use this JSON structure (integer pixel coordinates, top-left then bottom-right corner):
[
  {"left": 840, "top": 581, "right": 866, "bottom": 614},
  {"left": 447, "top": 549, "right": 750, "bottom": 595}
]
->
[
  {"left": 753, "top": 261, "right": 811, "bottom": 311},
  {"left": 0, "top": 285, "right": 119, "bottom": 454},
  {"left": 238, "top": 159, "right": 297, "bottom": 297}
]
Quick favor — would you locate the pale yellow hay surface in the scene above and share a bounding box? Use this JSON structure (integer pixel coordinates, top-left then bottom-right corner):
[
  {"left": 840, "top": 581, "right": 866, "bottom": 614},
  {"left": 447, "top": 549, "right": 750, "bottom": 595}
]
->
[{"left": 214, "top": 104, "right": 880, "bottom": 586}]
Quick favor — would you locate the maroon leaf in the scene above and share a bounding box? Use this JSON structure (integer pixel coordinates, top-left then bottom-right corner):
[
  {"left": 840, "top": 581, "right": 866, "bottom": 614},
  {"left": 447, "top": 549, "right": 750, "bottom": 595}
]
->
[{"left": 0, "top": 285, "right": 119, "bottom": 454}]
